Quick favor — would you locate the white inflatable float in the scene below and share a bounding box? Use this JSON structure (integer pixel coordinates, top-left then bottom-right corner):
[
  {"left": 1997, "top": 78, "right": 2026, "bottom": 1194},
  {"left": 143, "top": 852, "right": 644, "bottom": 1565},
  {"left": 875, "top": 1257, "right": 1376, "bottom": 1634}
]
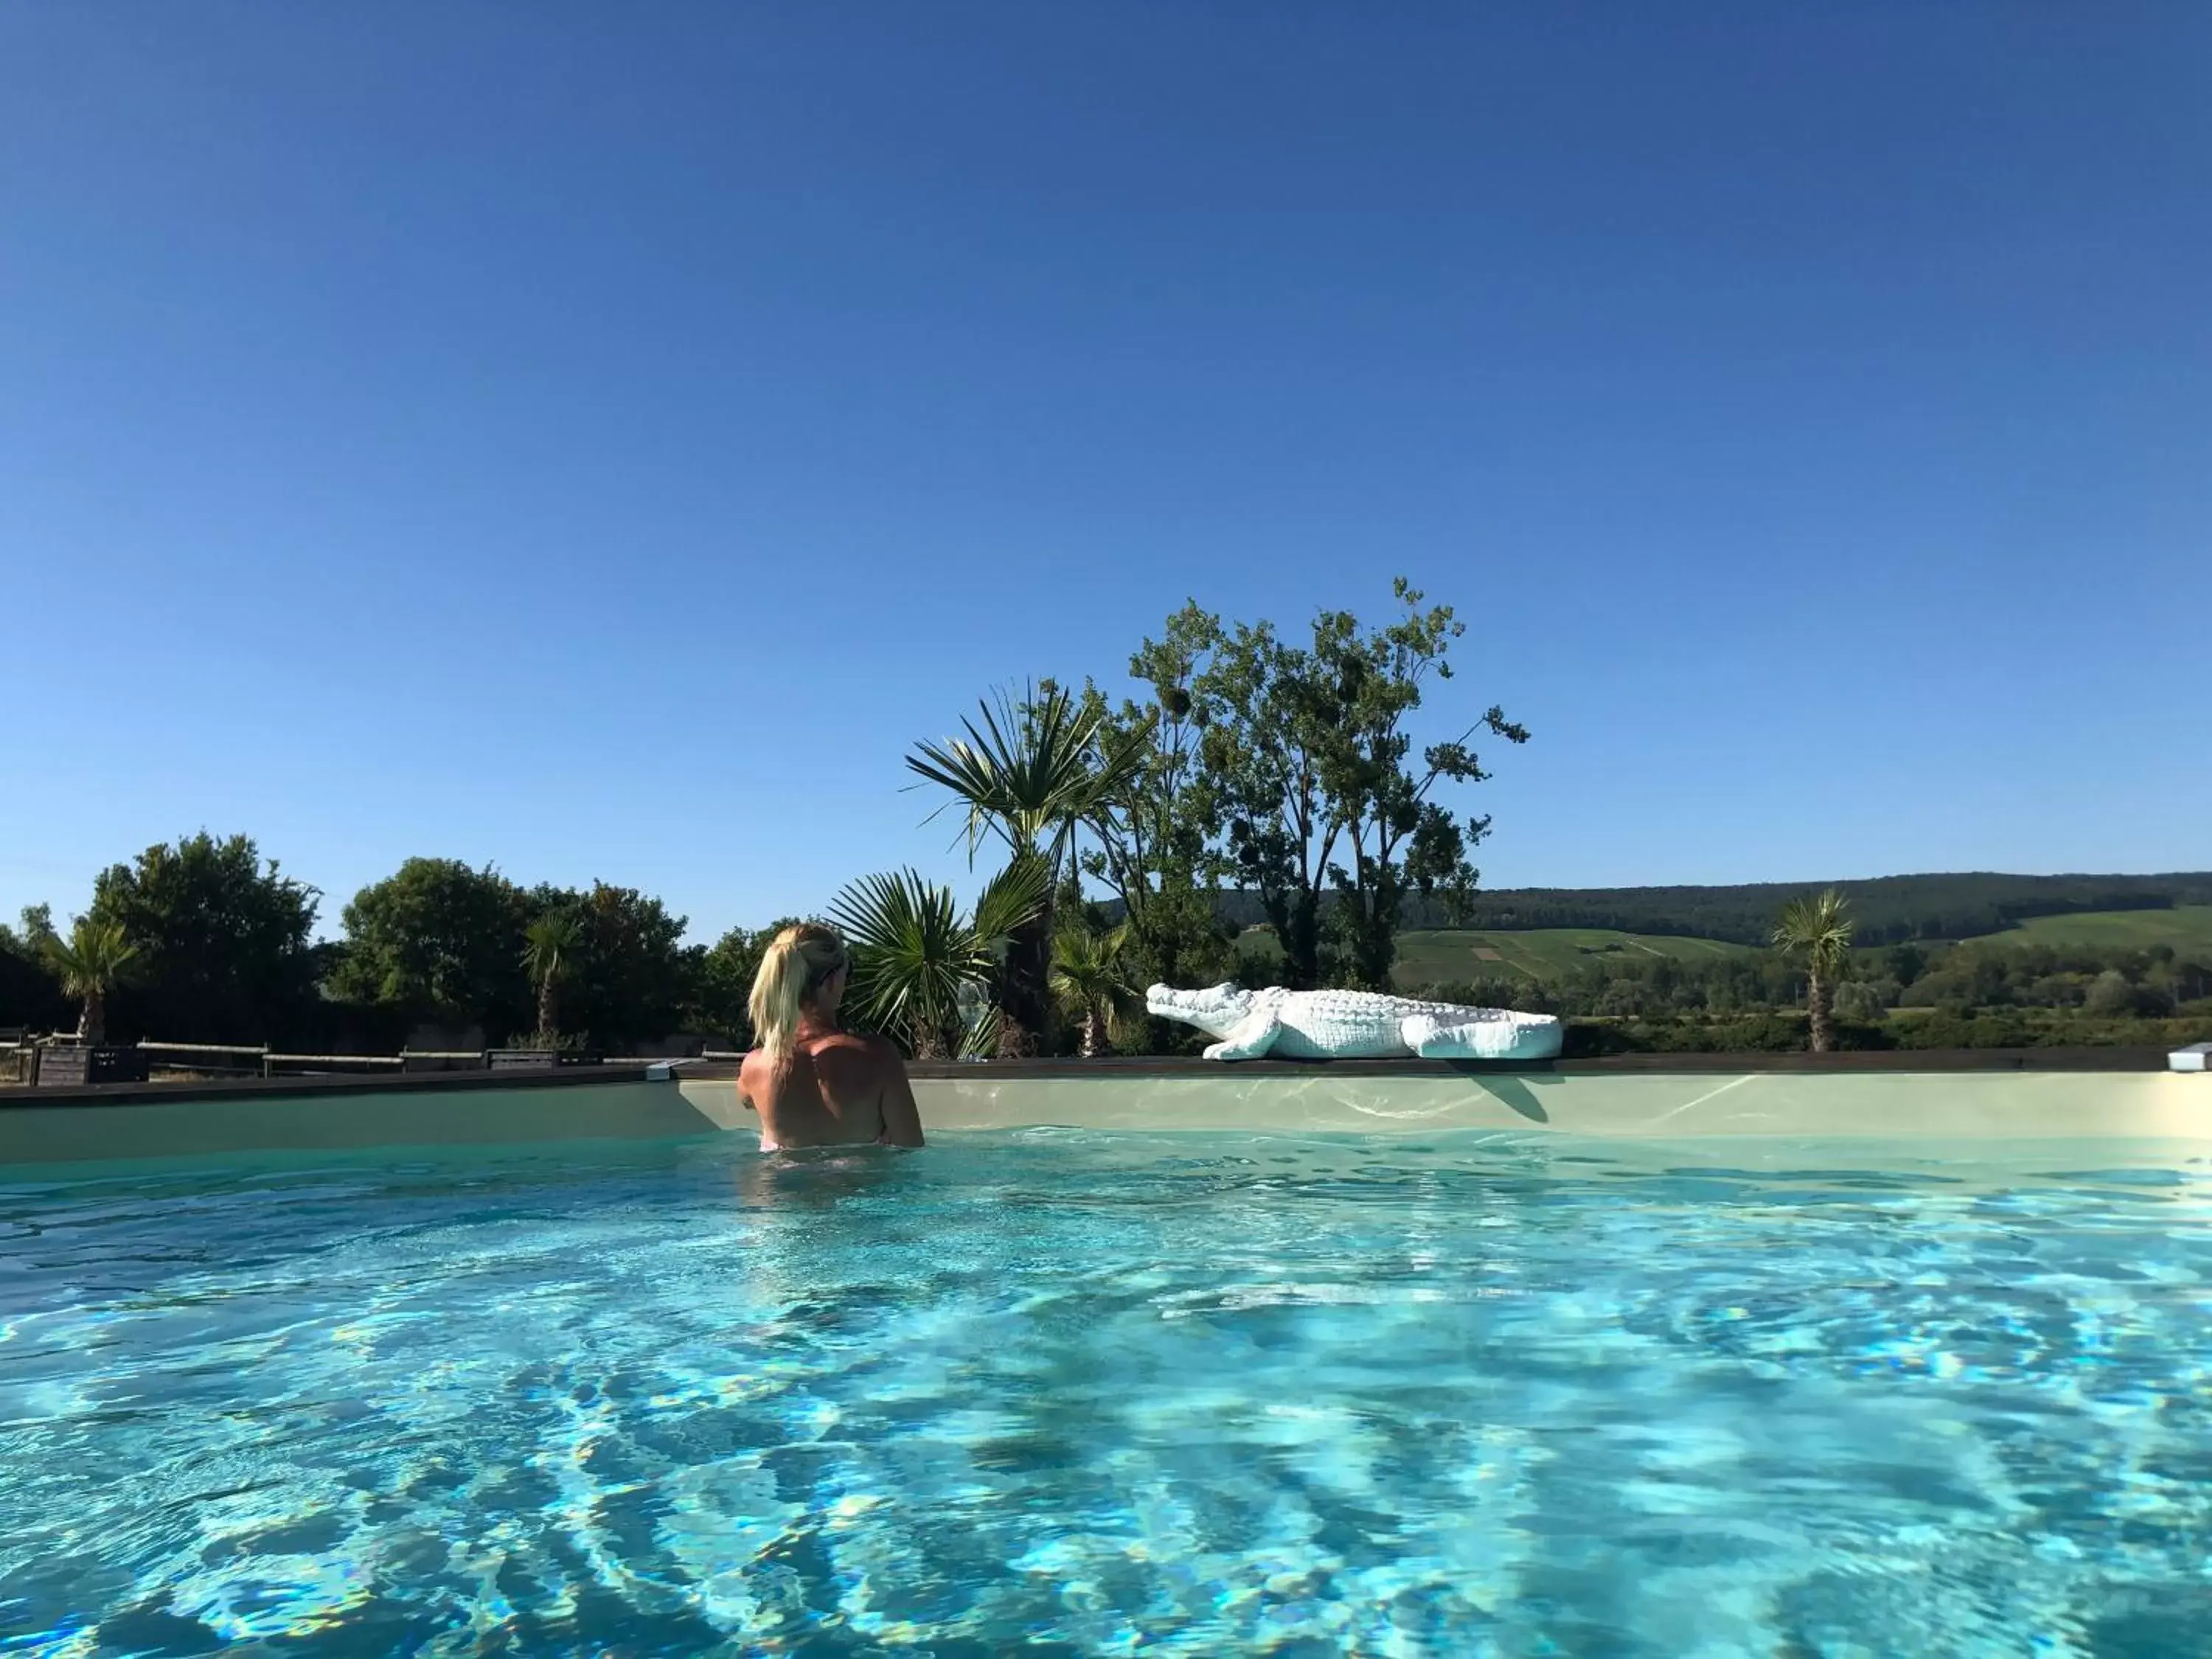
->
[{"left": 1147, "top": 982, "right": 1563, "bottom": 1062}]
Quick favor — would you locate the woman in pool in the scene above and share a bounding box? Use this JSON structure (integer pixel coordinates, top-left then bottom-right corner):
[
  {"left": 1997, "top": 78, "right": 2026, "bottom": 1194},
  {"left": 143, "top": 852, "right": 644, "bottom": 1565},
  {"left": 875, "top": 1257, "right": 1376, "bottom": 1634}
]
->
[{"left": 740, "top": 922, "right": 925, "bottom": 1150}]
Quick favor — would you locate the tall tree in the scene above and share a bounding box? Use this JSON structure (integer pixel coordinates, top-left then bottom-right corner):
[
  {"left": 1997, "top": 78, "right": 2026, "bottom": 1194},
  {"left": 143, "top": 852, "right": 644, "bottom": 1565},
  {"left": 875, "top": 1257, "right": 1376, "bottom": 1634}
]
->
[
  {"left": 41, "top": 917, "right": 139, "bottom": 1045},
  {"left": 1199, "top": 580, "right": 1527, "bottom": 990},
  {"left": 88, "top": 833, "right": 321, "bottom": 1043},
  {"left": 332, "top": 858, "right": 532, "bottom": 1037},
  {"left": 543, "top": 882, "right": 699, "bottom": 1053},
  {"left": 0, "top": 907, "right": 71, "bottom": 1033},
  {"left": 1079, "top": 602, "right": 1237, "bottom": 992},
  {"left": 906, "top": 681, "right": 1150, "bottom": 1054},
  {"left": 1773, "top": 889, "right": 1854, "bottom": 1052}
]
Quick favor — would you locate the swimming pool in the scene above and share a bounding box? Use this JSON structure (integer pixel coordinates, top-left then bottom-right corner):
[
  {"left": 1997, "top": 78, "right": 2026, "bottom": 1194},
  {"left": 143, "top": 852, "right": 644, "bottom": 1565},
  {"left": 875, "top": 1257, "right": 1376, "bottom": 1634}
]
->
[{"left": 4, "top": 1127, "right": 2208, "bottom": 1654}]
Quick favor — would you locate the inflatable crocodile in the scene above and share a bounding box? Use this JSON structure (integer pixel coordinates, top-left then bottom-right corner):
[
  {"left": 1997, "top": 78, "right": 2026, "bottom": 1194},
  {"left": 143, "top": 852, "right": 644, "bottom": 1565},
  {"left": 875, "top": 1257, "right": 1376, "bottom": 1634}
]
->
[{"left": 1146, "top": 982, "right": 1564, "bottom": 1062}]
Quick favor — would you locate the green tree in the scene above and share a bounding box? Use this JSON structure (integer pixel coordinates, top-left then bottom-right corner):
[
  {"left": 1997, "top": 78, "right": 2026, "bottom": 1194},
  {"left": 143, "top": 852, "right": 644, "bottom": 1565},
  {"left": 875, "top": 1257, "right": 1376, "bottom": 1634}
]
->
[
  {"left": 0, "top": 907, "right": 71, "bottom": 1032},
  {"left": 1884, "top": 941, "right": 1930, "bottom": 988},
  {"left": 2084, "top": 968, "right": 2148, "bottom": 1018},
  {"left": 41, "top": 917, "right": 140, "bottom": 1045},
  {"left": 332, "top": 858, "right": 532, "bottom": 1037},
  {"left": 559, "top": 883, "right": 700, "bottom": 1053},
  {"left": 1199, "top": 580, "right": 1526, "bottom": 990},
  {"left": 1050, "top": 924, "right": 1144, "bottom": 1057},
  {"left": 521, "top": 908, "right": 585, "bottom": 1046},
  {"left": 906, "top": 681, "right": 1150, "bottom": 1054},
  {"left": 1079, "top": 603, "right": 1237, "bottom": 994},
  {"left": 829, "top": 861, "right": 1049, "bottom": 1058},
  {"left": 1773, "top": 889, "right": 1854, "bottom": 1052},
  {"left": 88, "top": 832, "right": 321, "bottom": 1043}
]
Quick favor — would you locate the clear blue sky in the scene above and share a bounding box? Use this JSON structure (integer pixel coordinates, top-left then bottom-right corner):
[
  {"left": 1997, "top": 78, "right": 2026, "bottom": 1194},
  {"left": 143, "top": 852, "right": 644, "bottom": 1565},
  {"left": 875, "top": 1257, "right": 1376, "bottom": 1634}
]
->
[{"left": 3, "top": 2, "right": 2205, "bottom": 945}]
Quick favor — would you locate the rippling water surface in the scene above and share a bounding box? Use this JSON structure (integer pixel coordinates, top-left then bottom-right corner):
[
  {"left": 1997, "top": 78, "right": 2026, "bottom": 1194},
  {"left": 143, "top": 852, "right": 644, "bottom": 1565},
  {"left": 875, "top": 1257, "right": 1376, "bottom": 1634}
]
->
[{"left": 3, "top": 1128, "right": 2210, "bottom": 1656}]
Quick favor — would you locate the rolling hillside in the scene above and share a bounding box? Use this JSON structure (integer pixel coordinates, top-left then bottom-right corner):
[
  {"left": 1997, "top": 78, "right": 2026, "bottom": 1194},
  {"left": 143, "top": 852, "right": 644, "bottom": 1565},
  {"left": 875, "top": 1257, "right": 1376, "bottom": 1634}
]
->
[
  {"left": 1202, "top": 872, "right": 2212, "bottom": 947},
  {"left": 1976, "top": 905, "right": 2212, "bottom": 953},
  {"left": 1231, "top": 905, "right": 2212, "bottom": 991},
  {"left": 1237, "top": 925, "right": 1756, "bottom": 985}
]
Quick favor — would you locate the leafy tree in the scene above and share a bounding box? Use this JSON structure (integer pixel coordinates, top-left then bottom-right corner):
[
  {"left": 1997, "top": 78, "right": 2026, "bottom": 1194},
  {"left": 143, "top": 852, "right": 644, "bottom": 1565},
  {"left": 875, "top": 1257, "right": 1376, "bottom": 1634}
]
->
[
  {"left": 1050, "top": 924, "right": 1145, "bottom": 1057},
  {"left": 2083, "top": 968, "right": 2164, "bottom": 1018},
  {"left": 1079, "top": 602, "right": 1238, "bottom": 992},
  {"left": 41, "top": 917, "right": 140, "bottom": 1044},
  {"left": 829, "top": 861, "right": 1048, "bottom": 1058},
  {"left": 87, "top": 832, "right": 321, "bottom": 1043},
  {"left": 521, "top": 908, "right": 585, "bottom": 1045},
  {"left": 1773, "top": 889, "right": 1854, "bottom": 1052},
  {"left": 906, "top": 681, "right": 1150, "bottom": 1054},
  {"left": 564, "top": 883, "right": 699, "bottom": 1052},
  {"left": 1832, "top": 978, "right": 1893, "bottom": 1023},
  {"left": 333, "top": 859, "right": 532, "bottom": 1037},
  {"left": 1199, "top": 580, "right": 1527, "bottom": 990},
  {"left": 0, "top": 907, "right": 71, "bottom": 1032}
]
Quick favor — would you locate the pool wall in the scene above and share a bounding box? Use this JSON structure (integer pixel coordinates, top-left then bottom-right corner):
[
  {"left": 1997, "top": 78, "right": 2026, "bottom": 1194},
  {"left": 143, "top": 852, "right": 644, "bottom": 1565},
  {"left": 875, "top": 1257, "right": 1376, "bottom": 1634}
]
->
[
  {"left": 0, "top": 1069, "right": 705, "bottom": 1164},
  {"left": 1, "top": 1053, "right": 2200, "bottom": 1164},
  {"left": 872, "top": 1067, "right": 2206, "bottom": 1140}
]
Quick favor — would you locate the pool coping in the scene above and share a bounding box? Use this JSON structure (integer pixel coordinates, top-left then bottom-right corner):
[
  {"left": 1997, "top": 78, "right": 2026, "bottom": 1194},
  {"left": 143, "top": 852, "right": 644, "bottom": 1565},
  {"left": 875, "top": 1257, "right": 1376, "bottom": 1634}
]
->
[
  {"left": 0, "top": 1046, "right": 2176, "bottom": 1110},
  {"left": 903, "top": 1047, "right": 2177, "bottom": 1078},
  {"left": 0, "top": 1060, "right": 672, "bottom": 1109}
]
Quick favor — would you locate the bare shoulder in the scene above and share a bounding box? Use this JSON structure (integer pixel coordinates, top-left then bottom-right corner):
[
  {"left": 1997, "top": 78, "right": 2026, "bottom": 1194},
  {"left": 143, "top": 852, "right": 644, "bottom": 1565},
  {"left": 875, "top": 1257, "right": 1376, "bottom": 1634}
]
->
[{"left": 819, "top": 1031, "right": 906, "bottom": 1073}]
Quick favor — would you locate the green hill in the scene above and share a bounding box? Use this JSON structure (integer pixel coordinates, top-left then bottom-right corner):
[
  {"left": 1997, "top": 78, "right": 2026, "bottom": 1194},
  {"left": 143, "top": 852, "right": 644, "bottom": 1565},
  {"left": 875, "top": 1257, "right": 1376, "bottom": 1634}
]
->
[
  {"left": 1237, "top": 925, "right": 1757, "bottom": 985},
  {"left": 1203, "top": 872, "right": 2212, "bottom": 947},
  {"left": 1977, "top": 905, "right": 2212, "bottom": 953},
  {"left": 1234, "top": 905, "right": 2212, "bottom": 992},
  {"left": 1391, "top": 928, "right": 1756, "bottom": 984}
]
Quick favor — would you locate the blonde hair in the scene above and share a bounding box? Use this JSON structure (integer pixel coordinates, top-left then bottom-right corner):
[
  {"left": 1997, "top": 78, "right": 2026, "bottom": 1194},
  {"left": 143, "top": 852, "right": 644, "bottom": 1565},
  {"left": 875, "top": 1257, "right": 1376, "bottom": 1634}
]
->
[{"left": 748, "top": 922, "right": 849, "bottom": 1060}]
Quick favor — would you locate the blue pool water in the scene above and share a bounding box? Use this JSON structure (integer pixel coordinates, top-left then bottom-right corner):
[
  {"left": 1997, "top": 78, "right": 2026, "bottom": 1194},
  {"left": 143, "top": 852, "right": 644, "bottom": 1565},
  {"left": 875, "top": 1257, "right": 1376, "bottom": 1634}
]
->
[{"left": 2, "top": 1128, "right": 2210, "bottom": 1656}]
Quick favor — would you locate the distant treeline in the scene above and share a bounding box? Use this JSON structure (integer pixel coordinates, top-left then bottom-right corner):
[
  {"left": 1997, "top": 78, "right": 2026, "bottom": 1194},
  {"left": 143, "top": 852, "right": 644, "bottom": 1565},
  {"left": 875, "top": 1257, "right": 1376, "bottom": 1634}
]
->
[{"left": 1204, "top": 872, "right": 2212, "bottom": 947}]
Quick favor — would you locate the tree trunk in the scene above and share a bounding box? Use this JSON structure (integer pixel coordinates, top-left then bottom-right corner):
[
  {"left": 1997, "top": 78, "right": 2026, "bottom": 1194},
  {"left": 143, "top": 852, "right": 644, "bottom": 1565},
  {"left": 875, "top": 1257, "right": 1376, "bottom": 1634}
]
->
[
  {"left": 535, "top": 975, "right": 559, "bottom": 1046},
  {"left": 80, "top": 989, "right": 105, "bottom": 1047},
  {"left": 995, "top": 1007, "right": 1036, "bottom": 1060},
  {"left": 1276, "top": 890, "right": 1321, "bottom": 990},
  {"left": 998, "top": 906, "right": 1053, "bottom": 1057},
  {"left": 1808, "top": 969, "right": 1834, "bottom": 1053},
  {"left": 1082, "top": 1004, "right": 1107, "bottom": 1058}
]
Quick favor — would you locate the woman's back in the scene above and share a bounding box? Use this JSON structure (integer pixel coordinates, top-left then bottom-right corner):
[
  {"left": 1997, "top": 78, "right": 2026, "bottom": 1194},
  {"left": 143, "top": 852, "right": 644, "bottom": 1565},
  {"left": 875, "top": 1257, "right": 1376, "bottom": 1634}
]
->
[
  {"left": 740, "top": 922, "right": 925, "bottom": 1152},
  {"left": 740, "top": 1029, "right": 922, "bottom": 1150}
]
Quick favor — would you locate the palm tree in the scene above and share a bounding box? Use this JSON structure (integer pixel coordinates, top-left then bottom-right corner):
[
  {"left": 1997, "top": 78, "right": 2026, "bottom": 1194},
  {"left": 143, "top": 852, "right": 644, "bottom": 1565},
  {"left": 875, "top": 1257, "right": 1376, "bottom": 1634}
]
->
[
  {"left": 906, "top": 681, "right": 1152, "bottom": 1054},
  {"left": 521, "top": 909, "right": 585, "bottom": 1046},
  {"left": 42, "top": 917, "right": 139, "bottom": 1046},
  {"left": 1050, "top": 924, "right": 1144, "bottom": 1057},
  {"left": 829, "top": 860, "right": 1048, "bottom": 1059},
  {"left": 1773, "top": 889, "right": 1854, "bottom": 1053}
]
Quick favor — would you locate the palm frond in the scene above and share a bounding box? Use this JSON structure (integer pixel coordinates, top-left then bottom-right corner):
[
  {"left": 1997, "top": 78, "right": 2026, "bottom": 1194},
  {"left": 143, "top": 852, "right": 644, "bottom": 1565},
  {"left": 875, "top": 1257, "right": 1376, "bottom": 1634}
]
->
[
  {"left": 1048, "top": 922, "right": 1145, "bottom": 1042},
  {"left": 830, "top": 869, "right": 987, "bottom": 1053},
  {"left": 521, "top": 909, "right": 585, "bottom": 980},
  {"left": 970, "top": 855, "right": 1051, "bottom": 953},
  {"left": 1772, "top": 889, "right": 1854, "bottom": 974},
  {"left": 41, "top": 917, "right": 139, "bottom": 997},
  {"left": 906, "top": 681, "right": 1155, "bottom": 864}
]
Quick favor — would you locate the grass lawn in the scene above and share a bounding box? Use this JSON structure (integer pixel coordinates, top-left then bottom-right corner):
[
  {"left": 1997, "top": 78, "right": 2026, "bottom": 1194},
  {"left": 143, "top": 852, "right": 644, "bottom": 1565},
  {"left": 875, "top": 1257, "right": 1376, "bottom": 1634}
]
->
[{"left": 1977, "top": 905, "right": 2212, "bottom": 953}]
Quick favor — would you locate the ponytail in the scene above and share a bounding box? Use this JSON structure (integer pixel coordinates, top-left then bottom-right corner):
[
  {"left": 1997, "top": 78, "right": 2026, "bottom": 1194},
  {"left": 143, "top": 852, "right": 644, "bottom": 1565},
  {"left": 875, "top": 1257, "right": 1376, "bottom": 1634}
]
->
[{"left": 748, "top": 923, "right": 849, "bottom": 1060}]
